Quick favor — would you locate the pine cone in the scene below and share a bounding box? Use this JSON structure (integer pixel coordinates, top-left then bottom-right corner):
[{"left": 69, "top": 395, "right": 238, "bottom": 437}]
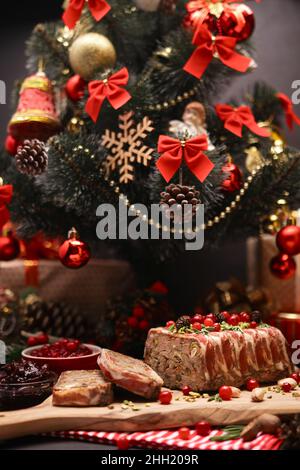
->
[
  {"left": 176, "top": 315, "right": 191, "bottom": 330},
  {"left": 215, "top": 312, "right": 225, "bottom": 323},
  {"left": 251, "top": 310, "right": 262, "bottom": 324},
  {"left": 160, "top": 184, "right": 200, "bottom": 219},
  {"left": 15, "top": 139, "right": 48, "bottom": 176},
  {"left": 23, "top": 300, "right": 87, "bottom": 339}
]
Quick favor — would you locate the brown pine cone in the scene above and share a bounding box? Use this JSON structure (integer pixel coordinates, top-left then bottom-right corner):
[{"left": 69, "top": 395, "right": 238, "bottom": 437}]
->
[
  {"left": 15, "top": 139, "right": 48, "bottom": 176},
  {"left": 160, "top": 183, "right": 200, "bottom": 219}
]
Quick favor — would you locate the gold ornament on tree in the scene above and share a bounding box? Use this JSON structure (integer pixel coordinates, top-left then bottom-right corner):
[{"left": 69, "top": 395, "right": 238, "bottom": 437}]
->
[
  {"left": 245, "top": 145, "right": 263, "bottom": 173},
  {"left": 102, "top": 111, "right": 154, "bottom": 184},
  {"left": 69, "top": 33, "right": 117, "bottom": 80}
]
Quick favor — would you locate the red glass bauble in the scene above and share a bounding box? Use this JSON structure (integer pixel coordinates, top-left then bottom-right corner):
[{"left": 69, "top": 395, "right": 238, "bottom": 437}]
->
[
  {"left": 5, "top": 135, "right": 21, "bottom": 156},
  {"left": 221, "top": 161, "right": 242, "bottom": 192},
  {"left": 276, "top": 225, "right": 300, "bottom": 256},
  {"left": 0, "top": 232, "right": 20, "bottom": 261},
  {"left": 65, "top": 75, "right": 86, "bottom": 102},
  {"left": 220, "top": 4, "right": 255, "bottom": 41},
  {"left": 59, "top": 228, "right": 91, "bottom": 269},
  {"left": 270, "top": 253, "right": 296, "bottom": 280}
]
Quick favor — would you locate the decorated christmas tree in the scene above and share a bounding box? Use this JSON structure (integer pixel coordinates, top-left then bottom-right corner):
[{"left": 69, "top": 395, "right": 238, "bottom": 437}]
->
[{"left": 1, "top": 0, "right": 300, "bottom": 283}]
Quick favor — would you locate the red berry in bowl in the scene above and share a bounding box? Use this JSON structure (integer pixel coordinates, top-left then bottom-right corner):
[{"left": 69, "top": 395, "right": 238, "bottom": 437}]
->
[
  {"left": 166, "top": 320, "right": 175, "bottom": 328},
  {"left": 133, "top": 305, "right": 145, "bottom": 318},
  {"left": 213, "top": 323, "right": 221, "bottom": 332},
  {"left": 127, "top": 316, "right": 138, "bottom": 328},
  {"left": 240, "top": 312, "right": 250, "bottom": 323},
  {"left": 219, "top": 386, "right": 233, "bottom": 401},
  {"left": 250, "top": 321, "right": 257, "bottom": 329},
  {"left": 139, "top": 319, "right": 150, "bottom": 330},
  {"left": 281, "top": 382, "right": 292, "bottom": 393},
  {"left": 178, "top": 427, "right": 190, "bottom": 440},
  {"left": 36, "top": 333, "right": 49, "bottom": 345},
  {"left": 204, "top": 318, "right": 214, "bottom": 327},
  {"left": 290, "top": 373, "right": 300, "bottom": 384},
  {"left": 246, "top": 378, "right": 259, "bottom": 391},
  {"left": 159, "top": 390, "right": 172, "bottom": 405},
  {"left": 182, "top": 385, "right": 191, "bottom": 396},
  {"left": 66, "top": 341, "right": 78, "bottom": 352},
  {"left": 193, "top": 322, "right": 202, "bottom": 331},
  {"left": 228, "top": 314, "right": 239, "bottom": 326},
  {"left": 191, "top": 314, "right": 204, "bottom": 324},
  {"left": 196, "top": 421, "right": 211, "bottom": 437}
]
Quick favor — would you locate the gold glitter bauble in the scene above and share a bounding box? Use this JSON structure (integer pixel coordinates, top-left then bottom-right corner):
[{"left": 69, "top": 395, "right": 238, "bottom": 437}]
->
[
  {"left": 245, "top": 146, "right": 263, "bottom": 172},
  {"left": 69, "top": 33, "right": 117, "bottom": 80},
  {"left": 67, "top": 116, "right": 85, "bottom": 134}
]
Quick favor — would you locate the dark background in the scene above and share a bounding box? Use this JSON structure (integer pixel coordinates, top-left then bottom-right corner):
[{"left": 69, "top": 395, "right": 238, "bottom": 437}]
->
[{"left": 0, "top": 0, "right": 300, "bottom": 310}]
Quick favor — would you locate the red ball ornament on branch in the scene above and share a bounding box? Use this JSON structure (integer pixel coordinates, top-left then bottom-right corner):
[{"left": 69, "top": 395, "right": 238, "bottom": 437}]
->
[
  {"left": 5, "top": 135, "right": 21, "bottom": 156},
  {"left": 0, "top": 231, "right": 20, "bottom": 261},
  {"left": 270, "top": 253, "right": 296, "bottom": 280},
  {"left": 59, "top": 228, "right": 91, "bottom": 269},
  {"left": 65, "top": 75, "right": 86, "bottom": 102},
  {"left": 276, "top": 225, "right": 300, "bottom": 256},
  {"left": 221, "top": 158, "right": 242, "bottom": 192},
  {"left": 220, "top": 4, "right": 255, "bottom": 42}
]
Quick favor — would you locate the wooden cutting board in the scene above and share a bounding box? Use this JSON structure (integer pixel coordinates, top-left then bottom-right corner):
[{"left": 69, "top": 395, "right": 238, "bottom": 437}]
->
[{"left": 1, "top": 389, "right": 300, "bottom": 440}]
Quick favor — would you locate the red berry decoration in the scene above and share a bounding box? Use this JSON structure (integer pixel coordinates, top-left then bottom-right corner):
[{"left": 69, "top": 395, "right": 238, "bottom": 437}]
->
[
  {"left": 178, "top": 427, "right": 190, "bottom": 440},
  {"left": 246, "top": 378, "right": 259, "bottom": 391},
  {"left": 250, "top": 321, "right": 257, "bottom": 329},
  {"left": 281, "top": 382, "right": 292, "bottom": 393},
  {"left": 0, "top": 231, "right": 20, "bottom": 261},
  {"left": 36, "top": 333, "right": 49, "bottom": 345},
  {"left": 66, "top": 341, "right": 78, "bottom": 352},
  {"left": 128, "top": 316, "right": 138, "bottom": 328},
  {"left": 5, "top": 134, "right": 21, "bottom": 155},
  {"left": 276, "top": 225, "right": 300, "bottom": 256},
  {"left": 219, "top": 386, "right": 233, "bottom": 401},
  {"left": 206, "top": 313, "right": 217, "bottom": 322},
  {"left": 221, "top": 161, "right": 242, "bottom": 193},
  {"left": 139, "top": 319, "right": 150, "bottom": 330},
  {"left": 27, "top": 336, "right": 38, "bottom": 347},
  {"left": 196, "top": 421, "right": 211, "bottom": 437},
  {"left": 182, "top": 385, "right": 191, "bottom": 396},
  {"left": 240, "top": 312, "right": 250, "bottom": 323},
  {"left": 65, "top": 75, "right": 86, "bottom": 102},
  {"left": 116, "top": 436, "right": 130, "bottom": 450},
  {"left": 166, "top": 320, "right": 175, "bottom": 328},
  {"left": 193, "top": 322, "right": 202, "bottom": 331},
  {"left": 59, "top": 228, "right": 91, "bottom": 269},
  {"left": 270, "top": 253, "right": 296, "bottom": 280},
  {"left": 290, "top": 373, "right": 300, "bottom": 385},
  {"left": 213, "top": 323, "right": 221, "bottom": 332},
  {"left": 191, "top": 314, "right": 204, "bottom": 324},
  {"left": 204, "top": 318, "right": 214, "bottom": 327},
  {"left": 159, "top": 390, "right": 172, "bottom": 405},
  {"left": 228, "top": 314, "right": 239, "bottom": 326},
  {"left": 221, "top": 311, "right": 230, "bottom": 322},
  {"left": 133, "top": 305, "right": 145, "bottom": 318}
]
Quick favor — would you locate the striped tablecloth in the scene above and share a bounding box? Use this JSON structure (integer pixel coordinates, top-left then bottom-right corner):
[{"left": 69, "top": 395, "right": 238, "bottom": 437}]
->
[{"left": 48, "top": 428, "right": 283, "bottom": 450}]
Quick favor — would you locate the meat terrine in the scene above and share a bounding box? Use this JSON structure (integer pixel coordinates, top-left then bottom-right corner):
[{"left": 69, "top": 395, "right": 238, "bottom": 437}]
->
[
  {"left": 98, "top": 349, "right": 163, "bottom": 399},
  {"left": 144, "top": 326, "right": 292, "bottom": 391},
  {"left": 52, "top": 370, "right": 113, "bottom": 407}
]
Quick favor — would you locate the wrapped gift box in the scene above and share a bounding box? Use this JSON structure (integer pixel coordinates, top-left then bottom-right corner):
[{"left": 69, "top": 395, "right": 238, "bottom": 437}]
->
[
  {"left": 0, "top": 259, "right": 135, "bottom": 320},
  {"left": 247, "top": 235, "right": 300, "bottom": 313}
]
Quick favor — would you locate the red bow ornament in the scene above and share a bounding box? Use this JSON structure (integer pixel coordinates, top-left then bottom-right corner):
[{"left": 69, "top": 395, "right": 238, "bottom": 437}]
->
[
  {"left": 276, "top": 93, "right": 300, "bottom": 130},
  {"left": 85, "top": 68, "right": 131, "bottom": 123},
  {"left": 215, "top": 104, "right": 271, "bottom": 137},
  {"left": 0, "top": 184, "right": 13, "bottom": 229},
  {"left": 63, "top": 0, "right": 111, "bottom": 29},
  {"left": 156, "top": 135, "right": 214, "bottom": 183},
  {"left": 183, "top": 25, "right": 252, "bottom": 79},
  {"left": 186, "top": 1, "right": 247, "bottom": 33}
]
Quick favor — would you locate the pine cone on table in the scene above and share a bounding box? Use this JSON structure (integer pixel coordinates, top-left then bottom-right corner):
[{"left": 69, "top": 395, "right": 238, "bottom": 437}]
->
[{"left": 15, "top": 139, "right": 48, "bottom": 176}]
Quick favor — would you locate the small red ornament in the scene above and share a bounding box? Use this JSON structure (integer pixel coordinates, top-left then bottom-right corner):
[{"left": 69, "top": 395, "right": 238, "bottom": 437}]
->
[
  {"left": 281, "top": 382, "right": 292, "bottom": 393},
  {"left": 149, "top": 281, "right": 168, "bottom": 294},
  {"left": 58, "top": 228, "right": 91, "bottom": 269},
  {"left": 246, "top": 378, "right": 259, "bottom": 391},
  {"left": 270, "top": 253, "right": 296, "bottom": 280},
  {"left": 222, "top": 160, "right": 242, "bottom": 192},
  {"left": 139, "top": 319, "right": 150, "bottom": 330},
  {"left": 0, "top": 231, "right": 20, "bottom": 261},
  {"left": 219, "top": 385, "right": 232, "bottom": 401},
  {"left": 65, "top": 75, "right": 86, "bottom": 102},
  {"left": 133, "top": 305, "right": 145, "bottom": 318},
  {"left": 220, "top": 4, "right": 255, "bottom": 42},
  {"left": 5, "top": 135, "right": 21, "bottom": 156},
  {"left": 27, "top": 336, "right": 38, "bottom": 347},
  {"left": 128, "top": 316, "right": 138, "bottom": 328},
  {"left": 178, "top": 427, "right": 190, "bottom": 440},
  {"left": 196, "top": 421, "right": 211, "bottom": 437},
  {"left": 159, "top": 390, "right": 172, "bottom": 404},
  {"left": 182, "top": 385, "right": 192, "bottom": 396},
  {"left": 276, "top": 225, "right": 300, "bottom": 256}
]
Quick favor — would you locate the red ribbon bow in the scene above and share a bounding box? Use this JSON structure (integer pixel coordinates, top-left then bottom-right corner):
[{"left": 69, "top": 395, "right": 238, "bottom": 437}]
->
[
  {"left": 63, "top": 0, "right": 111, "bottom": 29},
  {"left": 156, "top": 135, "right": 214, "bottom": 183},
  {"left": 85, "top": 68, "right": 131, "bottom": 123},
  {"left": 276, "top": 92, "right": 300, "bottom": 130},
  {"left": 183, "top": 25, "right": 252, "bottom": 79},
  {"left": 215, "top": 104, "right": 271, "bottom": 137},
  {"left": 0, "top": 185, "right": 13, "bottom": 229}
]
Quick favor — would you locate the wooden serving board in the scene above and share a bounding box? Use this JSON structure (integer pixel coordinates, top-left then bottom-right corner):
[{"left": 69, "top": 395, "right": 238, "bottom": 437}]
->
[{"left": 1, "top": 389, "right": 300, "bottom": 440}]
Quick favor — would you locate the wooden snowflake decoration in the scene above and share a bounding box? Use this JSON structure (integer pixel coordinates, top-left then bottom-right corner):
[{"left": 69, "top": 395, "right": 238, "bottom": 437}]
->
[{"left": 101, "top": 111, "right": 154, "bottom": 184}]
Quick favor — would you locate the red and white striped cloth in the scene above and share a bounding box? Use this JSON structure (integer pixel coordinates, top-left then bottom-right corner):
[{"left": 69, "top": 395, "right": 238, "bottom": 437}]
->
[{"left": 48, "top": 429, "right": 283, "bottom": 450}]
